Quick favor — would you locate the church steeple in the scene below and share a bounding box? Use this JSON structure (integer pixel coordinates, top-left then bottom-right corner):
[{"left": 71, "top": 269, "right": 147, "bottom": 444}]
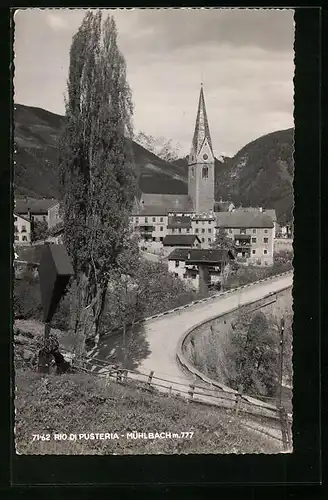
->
[
  {"left": 191, "top": 84, "right": 213, "bottom": 159},
  {"left": 188, "top": 84, "right": 215, "bottom": 215}
]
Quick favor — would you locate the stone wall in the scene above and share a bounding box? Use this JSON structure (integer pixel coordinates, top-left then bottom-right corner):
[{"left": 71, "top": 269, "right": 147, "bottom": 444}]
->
[{"left": 183, "top": 287, "right": 293, "bottom": 386}]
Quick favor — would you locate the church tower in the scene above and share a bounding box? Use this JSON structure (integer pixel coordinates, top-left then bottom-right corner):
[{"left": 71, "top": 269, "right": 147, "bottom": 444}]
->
[{"left": 188, "top": 84, "right": 215, "bottom": 214}]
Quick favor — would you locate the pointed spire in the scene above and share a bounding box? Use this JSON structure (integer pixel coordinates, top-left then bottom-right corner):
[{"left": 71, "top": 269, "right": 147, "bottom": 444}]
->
[{"left": 191, "top": 85, "right": 213, "bottom": 156}]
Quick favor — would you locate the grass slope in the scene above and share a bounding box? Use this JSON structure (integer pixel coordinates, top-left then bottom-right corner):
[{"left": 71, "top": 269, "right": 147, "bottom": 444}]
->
[{"left": 15, "top": 369, "right": 281, "bottom": 455}]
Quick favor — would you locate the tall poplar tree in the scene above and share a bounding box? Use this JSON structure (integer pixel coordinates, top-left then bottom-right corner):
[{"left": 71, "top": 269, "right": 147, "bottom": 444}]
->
[{"left": 59, "top": 11, "right": 136, "bottom": 352}]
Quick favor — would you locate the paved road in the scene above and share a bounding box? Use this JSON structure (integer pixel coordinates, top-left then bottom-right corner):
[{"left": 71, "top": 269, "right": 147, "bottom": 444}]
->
[{"left": 135, "top": 273, "right": 293, "bottom": 388}]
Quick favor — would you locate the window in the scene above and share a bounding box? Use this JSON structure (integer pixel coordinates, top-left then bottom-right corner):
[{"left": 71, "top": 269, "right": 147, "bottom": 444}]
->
[
  {"left": 201, "top": 238, "right": 205, "bottom": 243},
  {"left": 252, "top": 229, "right": 256, "bottom": 234},
  {"left": 160, "top": 237, "right": 163, "bottom": 242},
  {"left": 135, "top": 217, "right": 139, "bottom": 224},
  {"left": 14, "top": 235, "right": 19, "bottom": 241},
  {"left": 174, "top": 273, "right": 179, "bottom": 278},
  {"left": 160, "top": 217, "right": 163, "bottom": 222},
  {"left": 172, "top": 228, "right": 175, "bottom": 233},
  {"left": 14, "top": 216, "right": 17, "bottom": 222},
  {"left": 264, "top": 229, "right": 268, "bottom": 234},
  {"left": 21, "top": 225, "right": 26, "bottom": 232},
  {"left": 252, "top": 237, "right": 256, "bottom": 243},
  {"left": 178, "top": 228, "right": 182, "bottom": 233},
  {"left": 208, "top": 228, "right": 212, "bottom": 233},
  {"left": 43, "top": 216, "right": 47, "bottom": 222},
  {"left": 203, "top": 153, "right": 208, "bottom": 160},
  {"left": 201, "top": 228, "right": 205, "bottom": 233},
  {"left": 263, "top": 249, "right": 268, "bottom": 255},
  {"left": 175, "top": 261, "right": 179, "bottom": 268},
  {"left": 191, "top": 166, "right": 195, "bottom": 177},
  {"left": 152, "top": 217, "right": 156, "bottom": 222},
  {"left": 195, "top": 228, "right": 199, "bottom": 233},
  {"left": 22, "top": 236, "right": 27, "bottom": 241},
  {"left": 14, "top": 225, "right": 18, "bottom": 233},
  {"left": 240, "top": 228, "right": 246, "bottom": 234},
  {"left": 202, "top": 221, "right": 205, "bottom": 225},
  {"left": 208, "top": 220, "right": 212, "bottom": 224},
  {"left": 208, "top": 238, "right": 211, "bottom": 243},
  {"left": 264, "top": 237, "right": 268, "bottom": 243},
  {"left": 202, "top": 166, "right": 208, "bottom": 179},
  {"left": 229, "top": 229, "right": 232, "bottom": 233},
  {"left": 152, "top": 237, "right": 156, "bottom": 242},
  {"left": 195, "top": 220, "right": 198, "bottom": 224},
  {"left": 252, "top": 249, "right": 256, "bottom": 255},
  {"left": 160, "top": 226, "right": 163, "bottom": 232},
  {"left": 186, "top": 228, "right": 190, "bottom": 233},
  {"left": 145, "top": 217, "right": 148, "bottom": 223}
]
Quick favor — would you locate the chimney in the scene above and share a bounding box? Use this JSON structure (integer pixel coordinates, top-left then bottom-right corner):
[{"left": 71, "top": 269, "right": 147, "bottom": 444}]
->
[{"left": 27, "top": 207, "right": 32, "bottom": 221}]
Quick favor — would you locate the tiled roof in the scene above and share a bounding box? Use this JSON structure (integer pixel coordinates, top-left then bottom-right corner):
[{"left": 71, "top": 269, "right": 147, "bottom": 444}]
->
[
  {"left": 168, "top": 248, "right": 234, "bottom": 263},
  {"left": 163, "top": 234, "right": 199, "bottom": 246},
  {"left": 15, "top": 198, "right": 59, "bottom": 214},
  {"left": 215, "top": 210, "right": 274, "bottom": 229},
  {"left": 133, "top": 193, "right": 194, "bottom": 216},
  {"left": 14, "top": 213, "right": 30, "bottom": 223},
  {"left": 235, "top": 207, "right": 277, "bottom": 222},
  {"left": 167, "top": 215, "right": 192, "bottom": 229}
]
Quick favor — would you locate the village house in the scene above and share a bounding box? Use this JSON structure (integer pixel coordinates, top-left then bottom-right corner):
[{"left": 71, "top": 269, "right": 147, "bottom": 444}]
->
[
  {"left": 215, "top": 211, "right": 274, "bottom": 266},
  {"left": 167, "top": 248, "right": 235, "bottom": 292},
  {"left": 14, "top": 198, "right": 59, "bottom": 226},
  {"left": 13, "top": 213, "right": 31, "bottom": 244},
  {"left": 162, "top": 234, "right": 201, "bottom": 258}
]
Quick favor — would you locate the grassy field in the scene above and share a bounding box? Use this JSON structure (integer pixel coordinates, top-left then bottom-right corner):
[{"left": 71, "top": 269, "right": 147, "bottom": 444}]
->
[{"left": 14, "top": 369, "right": 282, "bottom": 455}]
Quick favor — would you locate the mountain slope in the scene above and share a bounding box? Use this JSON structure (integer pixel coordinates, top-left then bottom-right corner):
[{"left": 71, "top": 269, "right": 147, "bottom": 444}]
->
[
  {"left": 14, "top": 104, "right": 188, "bottom": 199},
  {"left": 14, "top": 104, "right": 294, "bottom": 224},
  {"left": 215, "top": 128, "right": 294, "bottom": 225}
]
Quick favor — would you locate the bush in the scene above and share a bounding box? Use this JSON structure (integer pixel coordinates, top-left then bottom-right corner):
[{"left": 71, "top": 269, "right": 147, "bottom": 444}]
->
[{"left": 13, "top": 269, "right": 43, "bottom": 320}]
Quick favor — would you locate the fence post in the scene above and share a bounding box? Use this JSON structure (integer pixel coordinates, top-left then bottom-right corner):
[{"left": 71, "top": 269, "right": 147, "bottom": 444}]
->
[
  {"left": 148, "top": 370, "right": 154, "bottom": 387},
  {"left": 279, "top": 406, "right": 289, "bottom": 451},
  {"left": 188, "top": 383, "right": 195, "bottom": 399},
  {"left": 234, "top": 391, "right": 241, "bottom": 416}
]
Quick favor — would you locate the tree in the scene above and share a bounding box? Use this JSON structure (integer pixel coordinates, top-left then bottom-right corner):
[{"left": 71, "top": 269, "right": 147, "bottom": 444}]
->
[
  {"left": 59, "top": 11, "right": 136, "bottom": 354},
  {"left": 210, "top": 227, "right": 238, "bottom": 289},
  {"left": 31, "top": 219, "right": 48, "bottom": 242},
  {"left": 228, "top": 311, "right": 279, "bottom": 397},
  {"left": 211, "top": 227, "right": 236, "bottom": 253}
]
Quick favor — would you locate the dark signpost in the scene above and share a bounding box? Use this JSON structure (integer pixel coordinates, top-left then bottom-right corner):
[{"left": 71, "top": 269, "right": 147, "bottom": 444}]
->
[{"left": 38, "top": 243, "right": 74, "bottom": 373}]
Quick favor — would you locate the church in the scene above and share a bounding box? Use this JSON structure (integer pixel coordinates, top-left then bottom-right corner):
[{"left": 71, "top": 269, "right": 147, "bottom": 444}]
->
[
  {"left": 131, "top": 84, "right": 275, "bottom": 266},
  {"left": 133, "top": 83, "right": 216, "bottom": 220}
]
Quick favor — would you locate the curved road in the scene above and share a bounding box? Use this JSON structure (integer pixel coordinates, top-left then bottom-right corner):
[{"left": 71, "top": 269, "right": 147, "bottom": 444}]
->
[{"left": 135, "top": 273, "right": 293, "bottom": 387}]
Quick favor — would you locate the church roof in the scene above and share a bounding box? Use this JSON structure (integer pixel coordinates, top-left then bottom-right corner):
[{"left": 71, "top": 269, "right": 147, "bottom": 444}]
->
[
  {"left": 133, "top": 193, "right": 194, "bottom": 215},
  {"left": 191, "top": 84, "right": 213, "bottom": 156}
]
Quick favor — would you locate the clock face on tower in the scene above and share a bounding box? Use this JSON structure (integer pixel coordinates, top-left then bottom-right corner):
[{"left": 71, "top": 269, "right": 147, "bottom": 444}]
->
[{"left": 203, "top": 154, "right": 208, "bottom": 160}]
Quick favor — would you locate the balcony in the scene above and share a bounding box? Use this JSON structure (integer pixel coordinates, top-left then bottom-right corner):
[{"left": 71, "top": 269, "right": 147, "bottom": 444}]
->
[{"left": 234, "top": 234, "right": 251, "bottom": 247}]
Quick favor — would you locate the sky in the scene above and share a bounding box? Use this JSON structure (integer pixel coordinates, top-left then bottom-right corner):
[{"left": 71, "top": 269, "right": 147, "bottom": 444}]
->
[{"left": 14, "top": 8, "right": 295, "bottom": 157}]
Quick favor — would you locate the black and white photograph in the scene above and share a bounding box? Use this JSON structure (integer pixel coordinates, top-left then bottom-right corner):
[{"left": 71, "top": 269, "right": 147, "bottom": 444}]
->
[{"left": 13, "top": 8, "right": 294, "bottom": 455}]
